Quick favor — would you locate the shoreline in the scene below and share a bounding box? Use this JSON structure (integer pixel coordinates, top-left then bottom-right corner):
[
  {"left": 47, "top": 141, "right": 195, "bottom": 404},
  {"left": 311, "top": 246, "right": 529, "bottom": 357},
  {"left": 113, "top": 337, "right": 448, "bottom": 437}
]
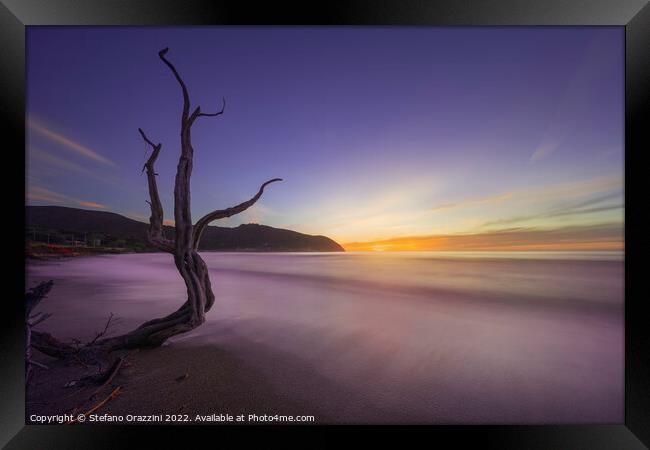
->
[{"left": 26, "top": 244, "right": 346, "bottom": 261}]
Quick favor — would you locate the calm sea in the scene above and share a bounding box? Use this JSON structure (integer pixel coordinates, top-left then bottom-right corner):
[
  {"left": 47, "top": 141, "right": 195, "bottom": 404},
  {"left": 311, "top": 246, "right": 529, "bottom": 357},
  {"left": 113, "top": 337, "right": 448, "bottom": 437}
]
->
[{"left": 28, "top": 251, "right": 624, "bottom": 423}]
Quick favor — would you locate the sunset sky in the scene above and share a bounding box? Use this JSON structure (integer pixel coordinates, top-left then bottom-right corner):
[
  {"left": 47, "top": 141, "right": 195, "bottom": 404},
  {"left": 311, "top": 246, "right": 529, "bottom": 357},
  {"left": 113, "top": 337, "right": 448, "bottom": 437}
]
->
[{"left": 26, "top": 27, "right": 624, "bottom": 251}]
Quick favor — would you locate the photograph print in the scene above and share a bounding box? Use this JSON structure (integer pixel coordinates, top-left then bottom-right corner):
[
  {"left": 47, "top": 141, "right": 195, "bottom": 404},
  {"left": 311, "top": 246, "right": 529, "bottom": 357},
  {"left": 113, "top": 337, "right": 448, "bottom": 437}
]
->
[{"left": 25, "top": 26, "right": 623, "bottom": 425}]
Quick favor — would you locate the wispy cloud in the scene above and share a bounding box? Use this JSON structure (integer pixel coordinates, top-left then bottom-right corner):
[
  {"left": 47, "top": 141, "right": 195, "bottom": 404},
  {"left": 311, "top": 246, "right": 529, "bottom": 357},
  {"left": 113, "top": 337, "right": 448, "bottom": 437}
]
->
[
  {"left": 528, "top": 33, "right": 615, "bottom": 165},
  {"left": 431, "top": 192, "right": 513, "bottom": 212},
  {"left": 441, "top": 175, "right": 621, "bottom": 214},
  {"left": 479, "top": 191, "right": 623, "bottom": 228},
  {"left": 27, "top": 185, "right": 107, "bottom": 209},
  {"left": 29, "top": 147, "right": 123, "bottom": 187},
  {"left": 530, "top": 140, "right": 561, "bottom": 163},
  {"left": 316, "top": 173, "right": 623, "bottom": 243},
  {"left": 28, "top": 119, "right": 115, "bottom": 166},
  {"left": 76, "top": 200, "right": 107, "bottom": 209}
]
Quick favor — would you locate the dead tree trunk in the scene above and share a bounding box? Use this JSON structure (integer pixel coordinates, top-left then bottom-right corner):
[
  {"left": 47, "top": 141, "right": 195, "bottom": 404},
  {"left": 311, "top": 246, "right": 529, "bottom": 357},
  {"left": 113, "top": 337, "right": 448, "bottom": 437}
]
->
[{"left": 31, "top": 48, "right": 281, "bottom": 363}]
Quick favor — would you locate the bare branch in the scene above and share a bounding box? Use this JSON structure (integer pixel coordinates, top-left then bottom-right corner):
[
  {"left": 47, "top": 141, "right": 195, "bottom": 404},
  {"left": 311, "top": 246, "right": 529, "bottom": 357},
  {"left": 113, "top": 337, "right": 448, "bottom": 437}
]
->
[
  {"left": 192, "top": 178, "right": 282, "bottom": 249},
  {"left": 138, "top": 128, "right": 161, "bottom": 174},
  {"left": 188, "top": 97, "right": 226, "bottom": 126},
  {"left": 28, "top": 360, "right": 49, "bottom": 370},
  {"left": 26, "top": 281, "right": 54, "bottom": 383},
  {"left": 86, "top": 313, "right": 115, "bottom": 347},
  {"left": 29, "top": 312, "right": 53, "bottom": 327},
  {"left": 26, "top": 280, "right": 53, "bottom": 319},
  {"left": 138, "top": 128, "right": 174, "bottom": 253},
  {"left": 137, "top": 127, "right": 159, "bottom": 149},
  {"left": 29, "top": 311, "right": 46, "bottom": 321},
  {"left": 68, "top": 386, "right": 123, "bottom": 424},
  {"left": 198, "top": 97, "right": 226, "bottom": 117},
  {"left": 158, "top": 47, "right": 195, "bottom": 252},
  {"left": 31, "top": 331, "right": 77, "bottom": 360},
  {"left": 158, "top": 47, "right": 191, "bottom": 123},
  {"left": 77, "top": 353, "right": 129, "bottom": 389}
]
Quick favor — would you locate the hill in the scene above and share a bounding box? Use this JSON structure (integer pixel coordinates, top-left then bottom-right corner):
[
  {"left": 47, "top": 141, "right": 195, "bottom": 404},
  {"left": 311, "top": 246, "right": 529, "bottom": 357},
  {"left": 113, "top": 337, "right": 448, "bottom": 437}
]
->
[{"left": 26, "top": 206, "right": 344, "bottom": 252}]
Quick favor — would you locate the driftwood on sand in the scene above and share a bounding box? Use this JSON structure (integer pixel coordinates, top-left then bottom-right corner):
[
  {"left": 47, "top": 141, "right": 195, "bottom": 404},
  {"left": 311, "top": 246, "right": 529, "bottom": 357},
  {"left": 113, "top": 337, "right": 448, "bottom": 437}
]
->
[
  {"left": 25, "top": 280, "right": 54, "bottom": 382},
  {"left": 28, "top": 47, "right": 282, "bottom": 366}
]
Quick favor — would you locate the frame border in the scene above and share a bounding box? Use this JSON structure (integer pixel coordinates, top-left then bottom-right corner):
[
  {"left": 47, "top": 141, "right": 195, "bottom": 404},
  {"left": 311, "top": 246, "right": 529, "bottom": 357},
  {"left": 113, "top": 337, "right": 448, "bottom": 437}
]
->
[{"left": 1, "top": 1, "right": 648, "bottom": 447}]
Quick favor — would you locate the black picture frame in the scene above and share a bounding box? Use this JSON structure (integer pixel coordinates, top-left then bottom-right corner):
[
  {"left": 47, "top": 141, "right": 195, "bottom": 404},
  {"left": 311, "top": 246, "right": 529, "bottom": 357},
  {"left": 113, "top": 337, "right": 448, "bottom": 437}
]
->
[{"left": 1, "top": 0, "right": 648, "bottom": 447}]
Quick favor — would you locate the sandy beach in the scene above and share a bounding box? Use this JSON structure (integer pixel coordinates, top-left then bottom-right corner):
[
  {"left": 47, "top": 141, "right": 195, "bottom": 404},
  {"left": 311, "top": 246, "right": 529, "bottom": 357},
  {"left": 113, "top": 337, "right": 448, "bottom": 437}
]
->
[{"left": 26, "top": 252, "right": 624, "bottom": 424}]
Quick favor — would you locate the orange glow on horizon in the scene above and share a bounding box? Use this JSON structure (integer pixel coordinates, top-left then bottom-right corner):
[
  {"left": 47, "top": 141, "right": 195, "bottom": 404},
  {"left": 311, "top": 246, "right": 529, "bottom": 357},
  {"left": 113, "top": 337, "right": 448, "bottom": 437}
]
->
[
  {"left": 342, "top": 228, "right": 624, "bottom": 252},
  {"left": 343, "top": 240, "right": 623, "bottom": 252}
]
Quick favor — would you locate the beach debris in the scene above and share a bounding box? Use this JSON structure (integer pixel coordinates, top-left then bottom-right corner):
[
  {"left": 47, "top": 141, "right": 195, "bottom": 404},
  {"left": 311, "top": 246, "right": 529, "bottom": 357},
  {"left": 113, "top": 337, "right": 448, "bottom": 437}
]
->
[
  {"left": 60, "top": 350, "right": 134, "bottom": 405},
  {"left": 175, "top": 372, "right": 189, "bottom": 382},
  {"left": 29, "top": 360, "right": 50, "bottom": 370},
  {"left": 86, "top": 313, "right": 115, "bottom": 346},
  {"left": 25, "top": 280, "right": 54, "bottom": 319},
  {"left": 29, "top": 312, "right": 53, "bottom": 327},
  {"left": 67, "top": 386, "right": 122, "bottom": 424},
  {"left": 25, "top": 280, "right": 55, "bottom": 384},
  {"left": 78, "top": 355, "right": 126, "bottom": 388}
]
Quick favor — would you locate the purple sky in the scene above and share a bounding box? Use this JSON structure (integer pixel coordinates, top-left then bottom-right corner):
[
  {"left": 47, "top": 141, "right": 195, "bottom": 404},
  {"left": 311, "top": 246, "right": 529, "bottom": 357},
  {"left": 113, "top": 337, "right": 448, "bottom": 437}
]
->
[{"left": 26, "top": 27, "right": 624, "bottom": 249}]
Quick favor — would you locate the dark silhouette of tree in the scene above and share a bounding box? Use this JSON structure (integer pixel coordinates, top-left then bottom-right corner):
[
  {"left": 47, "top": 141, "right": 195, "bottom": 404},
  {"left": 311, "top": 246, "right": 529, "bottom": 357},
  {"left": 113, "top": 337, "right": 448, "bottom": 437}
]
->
[{"left": 30, "top": 48, "right": 281, "bottom": 363}]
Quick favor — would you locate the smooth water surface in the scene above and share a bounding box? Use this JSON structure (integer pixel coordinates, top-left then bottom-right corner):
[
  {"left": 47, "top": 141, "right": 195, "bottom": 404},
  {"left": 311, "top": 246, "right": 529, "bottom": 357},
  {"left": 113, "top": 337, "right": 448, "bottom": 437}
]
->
[{"left": 28, "top": 251, "right": 624, "bottom": 423}]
